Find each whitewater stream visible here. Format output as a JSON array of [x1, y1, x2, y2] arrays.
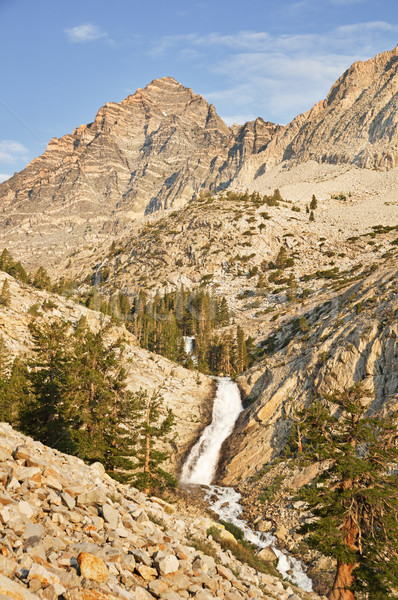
[[180, 376, 312, 592]]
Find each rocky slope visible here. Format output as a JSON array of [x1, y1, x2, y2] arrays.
[[0, 422, 323, 600], [0, 272, 215, 474], [219, 262, 398, 485]]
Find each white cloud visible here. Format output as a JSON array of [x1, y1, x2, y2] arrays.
[[330, 0, 366, 4], [221, 114, 257, 126], [65, 23, 108, 43], [149, 22, 398, 123], [0, 140, 29, 163], [0, 173, 11, 183]]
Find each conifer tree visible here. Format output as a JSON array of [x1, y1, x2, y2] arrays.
[[19, 320, 76, 450], [129, 389, 176, 494], [309, 210, 315, 222], [236, 325, 247, 373], [310, 194, 318, 210], [0, 279, 11, 307], [0, 334, 10, 421], [295, 384, 398, 600], [32, 266, 52, 290], [6, 358, 31, 426]]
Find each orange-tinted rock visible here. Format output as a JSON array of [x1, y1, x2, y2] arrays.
[[77, 552, 109, 583]]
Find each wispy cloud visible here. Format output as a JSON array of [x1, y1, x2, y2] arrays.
[[65, 23, 108, 43], [221, 113, 257, 126], [0, 140, 29, 163], [330, 0, 366, 4], [149, 22, 398, 123], [0, 173, 11, 183]]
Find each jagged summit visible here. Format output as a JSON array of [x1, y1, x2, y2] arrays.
[[243, 44, 398, 175]]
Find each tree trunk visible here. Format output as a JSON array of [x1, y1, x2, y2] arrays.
[[328, 562, 356, 600], [329, 514, 358, 600], [144, 395, 151, 494]]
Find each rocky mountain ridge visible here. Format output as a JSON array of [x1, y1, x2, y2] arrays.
[[0, 46, 397, 274]]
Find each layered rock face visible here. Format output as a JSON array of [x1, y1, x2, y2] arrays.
[[0, 78, 277, 268]]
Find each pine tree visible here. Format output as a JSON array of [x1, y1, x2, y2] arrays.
[[32, 266, 52, 290], [19, 320, 76, 451], [6, 358, 31, 426], [310, 194, 318, 210], [0, 334, 10, 421], [0, 279, 11, 307], [309, 210, 315, 222], [129, 389, 176, 494], [217, 297, 230, 327], [236, 325, 247, 373], [295, 384, 398, 600]]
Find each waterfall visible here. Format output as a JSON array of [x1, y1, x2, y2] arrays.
[[180, 377, 313, 592], [183, 335, 195, 356], [180, 377, 243, 485], [183, 335, 197, 366]]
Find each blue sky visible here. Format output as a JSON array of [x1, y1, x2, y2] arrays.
[[0, 0, 397, 181]]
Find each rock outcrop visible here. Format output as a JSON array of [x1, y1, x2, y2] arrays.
[[219, 264, 398, 484], [238, 44, 398, 179]]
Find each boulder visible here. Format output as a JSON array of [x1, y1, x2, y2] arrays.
[[77, 487, 107, 507], [155, 554, 179, 575], [77, 552, 109, 583], [102, 504, 119, 529], [257, 546, 277, 562]]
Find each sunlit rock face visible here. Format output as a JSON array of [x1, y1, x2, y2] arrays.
[[0, 77, 277, 268]]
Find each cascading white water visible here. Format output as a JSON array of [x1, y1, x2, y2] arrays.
[[183, 335, 197, 366], [183, 335, 195, 356], [180, 377, 243, 485], [181, 377, 313, 592]]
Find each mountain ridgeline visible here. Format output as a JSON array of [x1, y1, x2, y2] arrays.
[[0, 45, 397, 272]]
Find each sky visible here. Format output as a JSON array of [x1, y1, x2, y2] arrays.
[[0, 0, 397, 182]]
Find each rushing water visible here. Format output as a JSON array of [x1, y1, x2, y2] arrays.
[[180, 377, 313, 592], [180, 377, 243, 485], [183, 335, 195, 356], [183, 335, 197, 366]]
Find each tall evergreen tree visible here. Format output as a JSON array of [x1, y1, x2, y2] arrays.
[[295, 384, 398, 600], [0, 334, 10, 421], [0, 279, 11, 307], [19, 320, 76, 450], [129, 389, 176, 494]]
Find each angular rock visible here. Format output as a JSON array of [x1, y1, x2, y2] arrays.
[[257, 546, 277, 562], [77, 487, 107, 507], [0, 573, 38, 599], [135, 565, 158, 582], [156, 554, 179, 575], [77, 552, 109, 583], [28, 563, 61, 587], [102, 504, 119, 529]]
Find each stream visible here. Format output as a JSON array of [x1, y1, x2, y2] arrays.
[[180, 375, 312, 592]]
